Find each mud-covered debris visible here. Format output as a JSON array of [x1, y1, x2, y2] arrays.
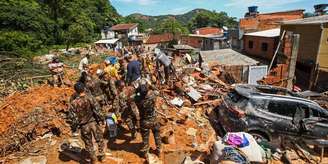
[[186, 87, 202, 102], [19, 155, 47, 164]]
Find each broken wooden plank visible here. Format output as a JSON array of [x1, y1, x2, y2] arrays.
[[28, 75, 52, 80], [208, 77, 228, 88], [293, 142, 318, 164], [194, 99, 221, 106]]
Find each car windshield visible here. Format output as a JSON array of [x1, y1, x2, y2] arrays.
[[308, 104, 328, 119], [226, 90, 248, 109], [227, 91, 244, 103]]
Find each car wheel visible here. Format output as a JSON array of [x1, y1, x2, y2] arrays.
[[249, 132, 269, 142]]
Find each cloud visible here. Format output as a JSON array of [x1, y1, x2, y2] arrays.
[[113, 0, 158, 6], [225, 0, 305, 7]]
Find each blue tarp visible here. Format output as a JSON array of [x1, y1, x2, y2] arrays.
[[105, 56, 118, 64]]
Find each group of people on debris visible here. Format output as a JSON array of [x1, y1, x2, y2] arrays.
[[49, 48, 177, 163]]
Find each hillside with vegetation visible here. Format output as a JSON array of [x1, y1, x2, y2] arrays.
[[0, 0, 121, 58], [125, 8, 238, 33]]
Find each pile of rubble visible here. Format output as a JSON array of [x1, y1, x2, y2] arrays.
[[0, 54, 229, 163], [2, 49, 328, 164], [0, 86, 73, 157]]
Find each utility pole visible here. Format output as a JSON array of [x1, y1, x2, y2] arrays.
[[287, 34, 300, 90], [268, 30, 286, 73]]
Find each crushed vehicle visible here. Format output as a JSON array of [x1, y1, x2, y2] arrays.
[[216, 84, 328, 146]]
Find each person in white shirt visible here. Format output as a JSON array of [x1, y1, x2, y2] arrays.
[[79, 54, 90, 72]]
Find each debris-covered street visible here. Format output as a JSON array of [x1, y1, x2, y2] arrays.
[[1, 1, 328, 164], [1, 45, 328, 163]]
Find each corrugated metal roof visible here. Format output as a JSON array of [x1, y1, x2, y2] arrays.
[[282, 15, 328, 25], [200, 49, 259, 66], [95, 39, 119, 44], [244, 28, 280, 37]]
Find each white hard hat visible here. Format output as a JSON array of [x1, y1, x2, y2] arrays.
[[104, 60, 110, 65]]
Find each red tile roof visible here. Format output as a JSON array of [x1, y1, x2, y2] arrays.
[[194, 27, 223, 35], [145, 33, 174, 44], [110, 23, 138, 31]]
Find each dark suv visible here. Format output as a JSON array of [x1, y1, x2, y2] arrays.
[[216, 84, 328, 145]]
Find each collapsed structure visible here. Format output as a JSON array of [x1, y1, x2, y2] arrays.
[[1, 3, 328, 164], [1, 42, 328, 163]]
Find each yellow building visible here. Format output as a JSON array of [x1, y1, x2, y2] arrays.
[[281, 15, 328, 91]]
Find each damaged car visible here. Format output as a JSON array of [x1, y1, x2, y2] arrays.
[[216, 84, 328, 145]]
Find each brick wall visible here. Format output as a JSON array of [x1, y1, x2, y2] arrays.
[[243, 35, 277, 60], [180, 36, 203, 49], [240, 10, 304, 32]]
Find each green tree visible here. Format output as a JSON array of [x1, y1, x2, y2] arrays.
[[64, 13, 96, 50], [0, 0, 54, 57], [0, 0, 121, 58], [0, 31, 42, 58], [154, 19, 188, 35], [188, 10, 237, 30]]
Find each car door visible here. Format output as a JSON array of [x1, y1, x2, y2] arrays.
[[300, 104, 328, 140], [255, 98, 299, 136]]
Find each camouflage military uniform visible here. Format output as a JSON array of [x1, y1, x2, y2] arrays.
[[99, 75, 116, 101], [68, 93, 105, 162], [109, 79, 119, 107], [97, 75, 118, 113], [118, 87, 138, 138], [85, 78, 107, 107], [135, 90, 161, 155]]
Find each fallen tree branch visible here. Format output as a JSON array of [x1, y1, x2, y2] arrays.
[[194, 99, 221, 106]]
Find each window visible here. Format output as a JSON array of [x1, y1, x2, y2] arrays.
[[268, 100, 297, 117], [227, 91, 245, 103], [226, 91, 249, 110], [308, 106, 328, 119], [261, 42, 268, 52], [251, 98, 267, 109], [248, 41, 253, 49]]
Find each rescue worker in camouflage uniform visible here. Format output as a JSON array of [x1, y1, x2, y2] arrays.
[[75, 71, 107, 112], [116, 80, 139, 139], [105, 74, 119, 113], [95, 69, 119, 114], [99, 72, 116, 101], [84, 70, 107, 108], [68, 82, 105, 163], [70, 71, 90, 102], [134, 84, 162, 157]]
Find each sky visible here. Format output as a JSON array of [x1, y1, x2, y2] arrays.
[[111, 0, 327, 18]]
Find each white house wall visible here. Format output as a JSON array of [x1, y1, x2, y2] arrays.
[[128, 27, 139, 37]]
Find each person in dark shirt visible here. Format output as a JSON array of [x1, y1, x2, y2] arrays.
[[127, 55, 141, 87]]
